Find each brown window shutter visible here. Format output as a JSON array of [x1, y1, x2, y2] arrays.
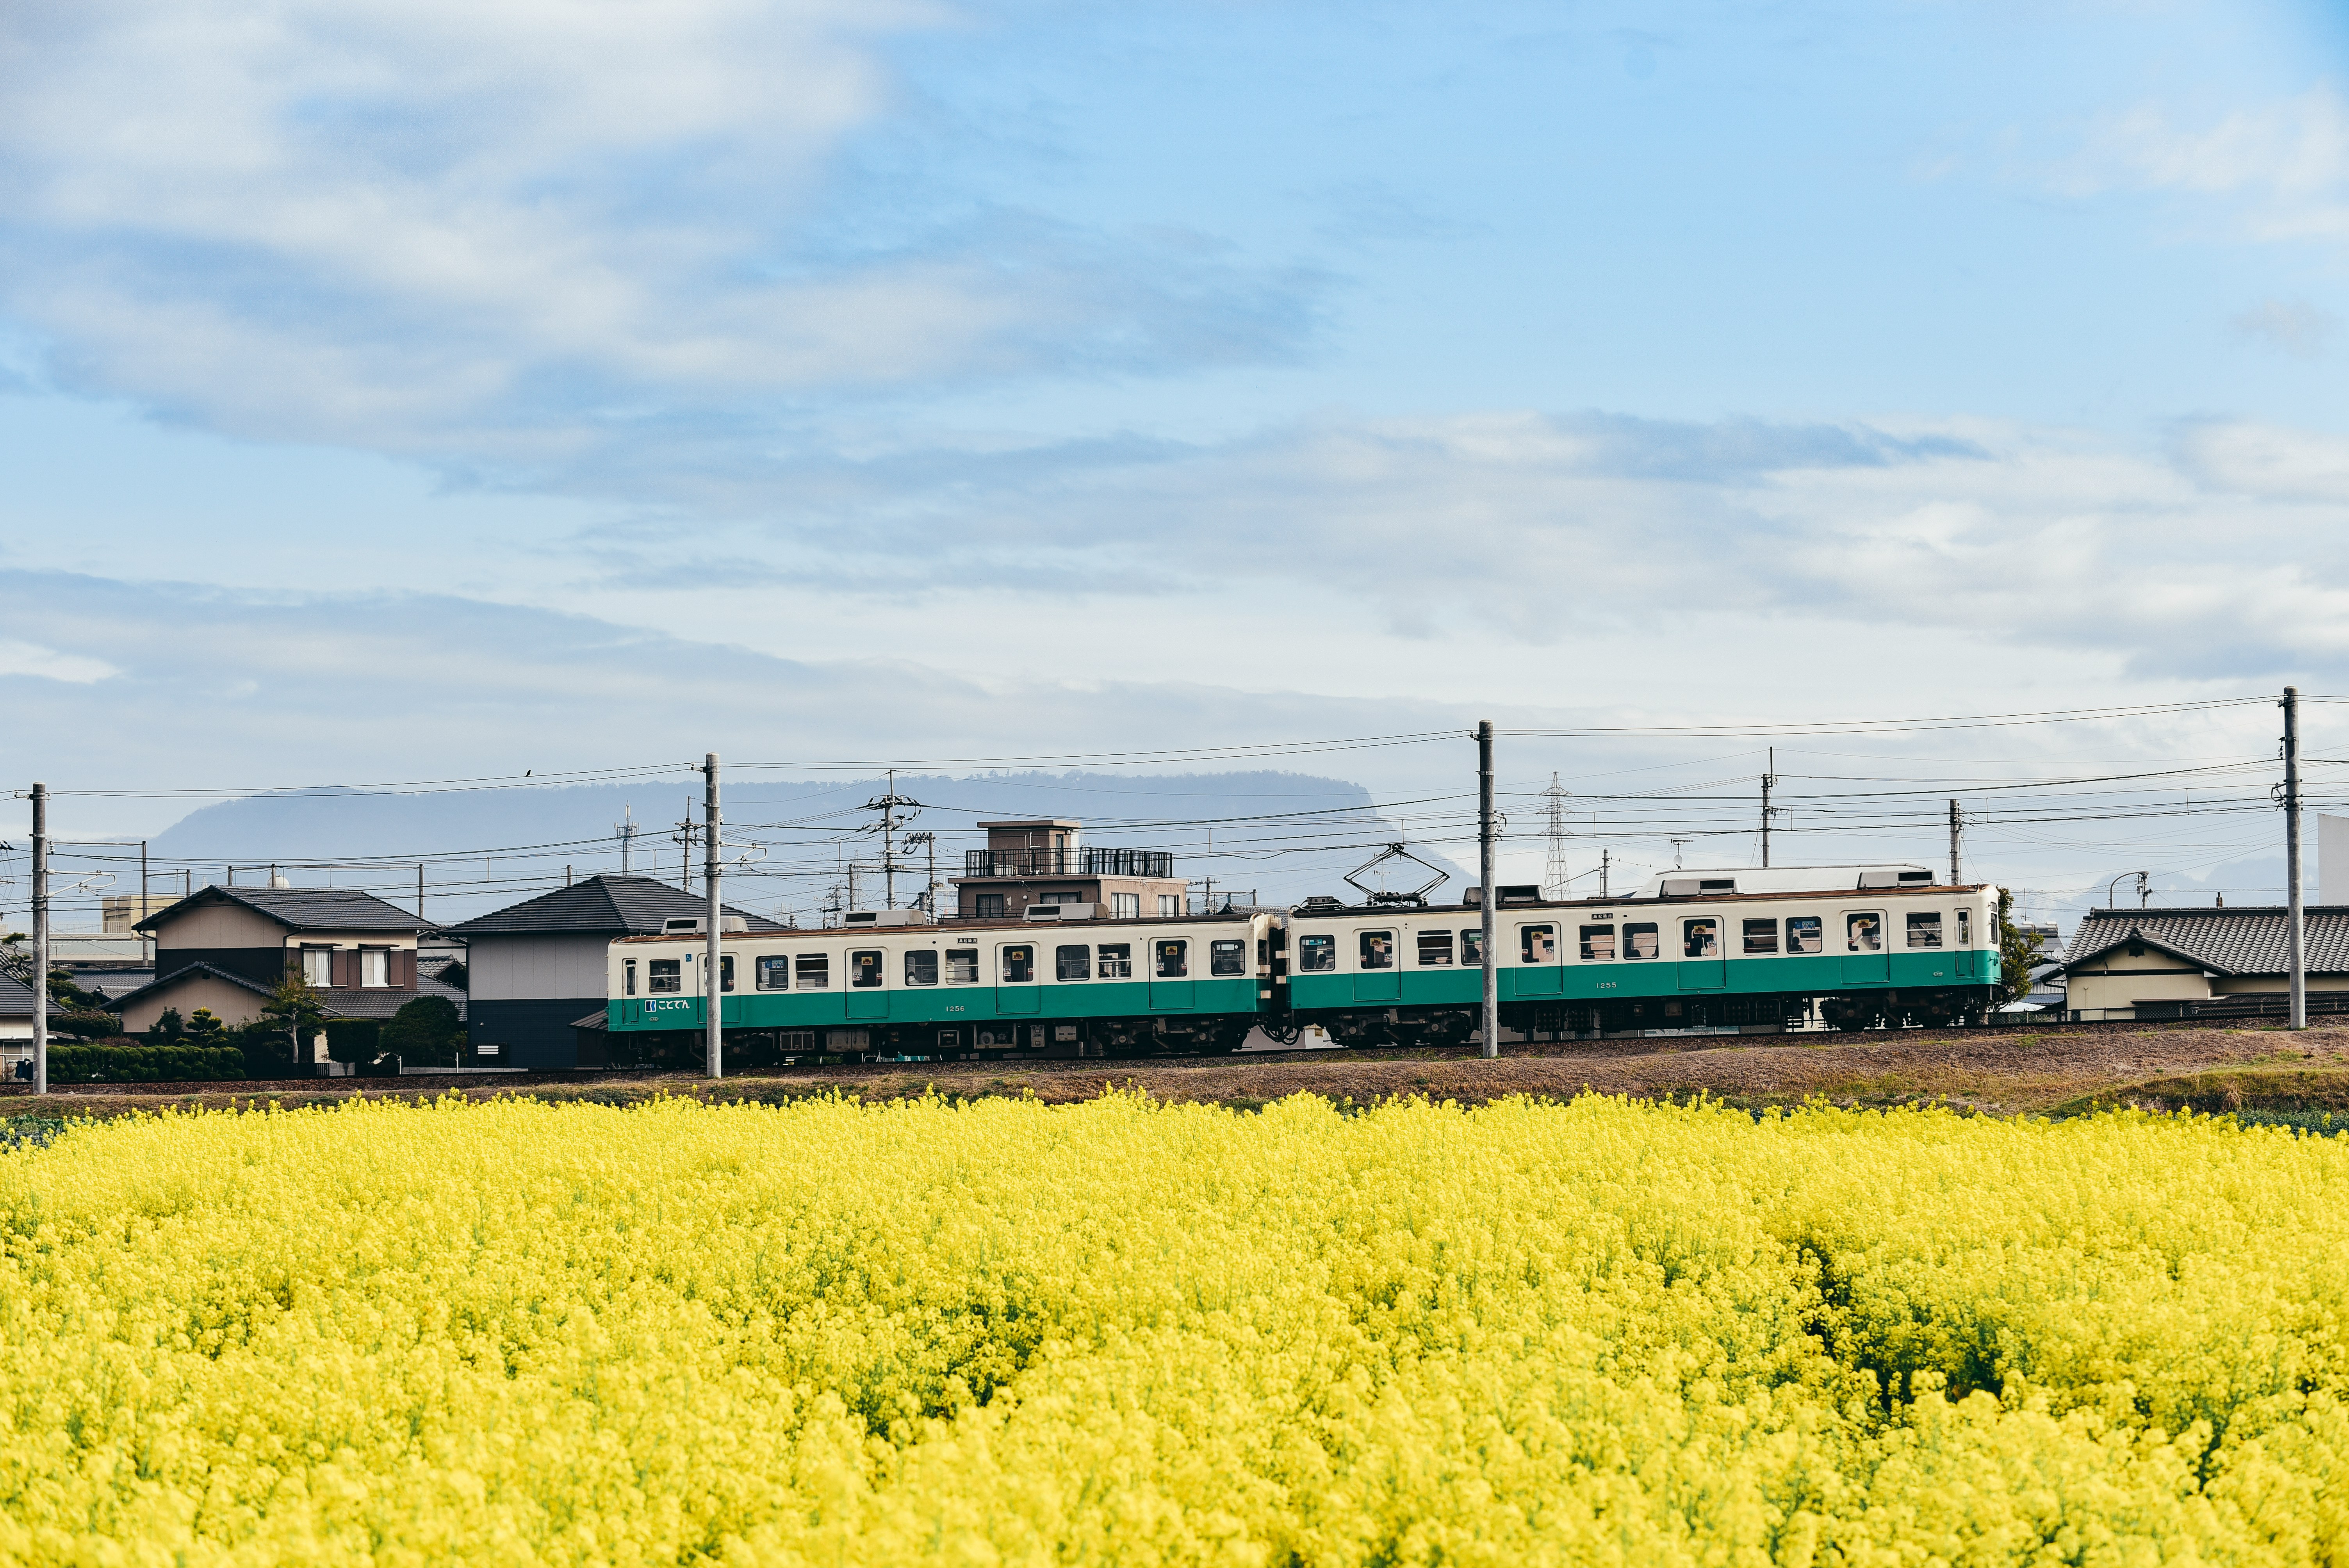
[[331, 948, 352, 988], [398, 949, 417, 989]]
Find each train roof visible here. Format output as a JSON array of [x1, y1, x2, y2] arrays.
[[613, 908, 1264, 943], [1285, 882, 1994, 918]]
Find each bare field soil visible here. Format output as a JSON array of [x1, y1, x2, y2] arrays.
[[7, 1021, 2349, 1123]]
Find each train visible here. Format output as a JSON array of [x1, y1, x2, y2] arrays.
[[602, 864, 2005, 1061]]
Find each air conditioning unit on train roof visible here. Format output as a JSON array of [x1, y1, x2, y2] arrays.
[[1023, 903, 1101, 921], [841, 908, 935, 926], [662, 916, 748, 934]]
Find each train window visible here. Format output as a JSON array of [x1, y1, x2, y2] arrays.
[[1418, 930, 1454, 966], [1460, 929, 1483, 966], [1211, 939, 1247, 976], [1001, 945, 1035, 984], [1786, 918, 1822, 955], [1956, 909, 1973, 947], [1906, 911, 1943, 948], [1846, 913, 1884, 952], [1156, 940, 1189, 978], [624, 958, 638, 996], [1681, 919, 1719, 959], [796, 953, 830, 989], [905, 950, 940, 986], [1056, 944, 1091, 981], [1520, 924, 1557, 964], [1624, 923, 1659, 960], [1299, 935, 1337, 972], [755, 955, 789, 991], [1097, 943, 1132, 978], [1741, 919, 1778, 955], [1579, 925, 1615, 960], [1359, 931, 1396, 969], [946, 949, 980, 985], [649, 958, 681, 992], [850, 949, 885, 987], [720, 955, 736, 992]]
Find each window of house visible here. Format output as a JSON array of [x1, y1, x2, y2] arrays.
[[1742, 919, 1778, 955], [905, 951, 940, 986], [1002, 945, 1035, 983], [1461, 929, 1483, 966], [1359, 931, 1396, 970], [1579, 925, 1616, 960], [757, 955, 790, 991], [1682, 919, 1720, 959], [1211, 939, 1246, 976], [301, 947, 333, 986], [946, 949, 980, 985], [1624, 923, 1659, 960], [1155, 940, 1189, 978], [1097, 943, 1132, 978], [795, 953, 830, 989], [974, 894, 1006, 919], [1787, 917, 1823, 954], [1299, 934, 1336, 972], [359, 948, 389, 987], [1520, 924, 1557, 964], [850, 949, 884, 987], [1057, 944, 1091, 981], [720, 954, 736, 992], [649, 959, 682, 993], [624, 958, 638, 996], [1039, 891, 1078, 906], [1157, 894, 1181, 917], [1847, 913, 1884, 952], [1112, 893, 1139, 919], [1418, 930, 1454, 966], [1906, 911, 1943, 948], [1956, 909, 1973, 947]]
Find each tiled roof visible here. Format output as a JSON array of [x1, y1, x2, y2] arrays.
[[2060, 907, 2349, 977], [0, 973, 35, 1018], [102, 963, 467, 1021], [442, 875, 784, 939], [135, 886, 429, 935]]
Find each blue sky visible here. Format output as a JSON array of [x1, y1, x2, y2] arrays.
[[4, 0, 2348, 903]]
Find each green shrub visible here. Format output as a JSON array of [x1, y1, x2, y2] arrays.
[[46, 1043, 244, 1083], [381, 996, 464, 1067]]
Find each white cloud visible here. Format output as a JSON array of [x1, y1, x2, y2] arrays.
[[2231, 296, 2339, 357], [2062, 84, 2349, 243], [0, 637, 116, 683]]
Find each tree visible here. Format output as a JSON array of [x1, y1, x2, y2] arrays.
[[258, 973, 329, 1066], [1997, 889, 2042, 1005], [185, 1008, 224, 1041], [381, 995, 465, 1067], [153, 1006, 185, 1039]]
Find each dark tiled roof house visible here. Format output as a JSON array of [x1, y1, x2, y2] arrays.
[[2056, 906, 2349, 1020]]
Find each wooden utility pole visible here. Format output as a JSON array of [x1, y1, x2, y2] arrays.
[[1477, 722, 1498, 1060]]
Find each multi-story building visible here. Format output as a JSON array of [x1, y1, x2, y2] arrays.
[[948, 818, 1188, 921]]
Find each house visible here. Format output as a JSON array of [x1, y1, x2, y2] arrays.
[[2056, 906, 2349, 1021], [0, 973, 34, 1078], [107, 886, 443, 1056], [441, 875, 785, 1071], [950, 819, 1190, 921]]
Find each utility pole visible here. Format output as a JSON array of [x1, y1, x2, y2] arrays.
[[1543, 773, 1569, 899], [139, 839, 148, 926], [2285, 686, 2306, 1030], [705, 752, 723, 1078], [863, 771, 921, 909], [616, 804, 637, 875], [30, 783, 47, 1096], [1477, 721, 1498, 1060], [1761, 748, 1776, 868], [1948, 800, 1962, 885], [904, 831, 937, 912], [417, 864, 425, 921]]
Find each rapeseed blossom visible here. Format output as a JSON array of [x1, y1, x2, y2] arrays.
[[0, 1091, 2341, 1564]]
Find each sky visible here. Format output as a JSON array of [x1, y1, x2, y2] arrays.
[[5, 0, 2349, 916]]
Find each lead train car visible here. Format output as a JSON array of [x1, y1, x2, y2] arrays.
[[1281, 881, 2005, 1044], [605, 909, 1277, 1062]]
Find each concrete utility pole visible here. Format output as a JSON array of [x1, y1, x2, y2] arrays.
[[2284, 687, 2306, 1030], [1948, 800, 1962, 885], [705, 752, 724, 1078], [1477, 721, 1499, 1060], [30, 783, 47, 1096], [1761, 748, 1776, 869]]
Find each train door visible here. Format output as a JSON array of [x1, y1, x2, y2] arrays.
[[847, 947, 889, 1020], [1675, 916, 1725, 991], [1150, 937, 1195, 1010], [997, 943, 1041, 1014], [1354, 928, 1400, 1003], [1515, 922, 1563, 996], [1840, 911, 1889, 984]]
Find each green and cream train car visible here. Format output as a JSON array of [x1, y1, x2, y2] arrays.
[[1282, 870, 2004, 1044], [606, 909, 1277, 1060]]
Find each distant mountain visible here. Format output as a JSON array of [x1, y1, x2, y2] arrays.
[[148, 770, 1470, 927]]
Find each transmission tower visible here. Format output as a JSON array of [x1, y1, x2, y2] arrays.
[[1543, 773, 1570, 899]]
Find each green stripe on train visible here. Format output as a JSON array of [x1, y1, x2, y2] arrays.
[[611, 976, 1264, 1032], [1288, 950, 1995, 1010]]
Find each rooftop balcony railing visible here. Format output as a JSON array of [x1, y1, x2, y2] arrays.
[[962, 848, 1175, 879]]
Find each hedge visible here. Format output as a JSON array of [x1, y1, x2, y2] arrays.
[[45, 1044, 246, 1083]]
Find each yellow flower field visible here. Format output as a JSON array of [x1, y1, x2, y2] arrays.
[[0, 1092, 2343, 1566]]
